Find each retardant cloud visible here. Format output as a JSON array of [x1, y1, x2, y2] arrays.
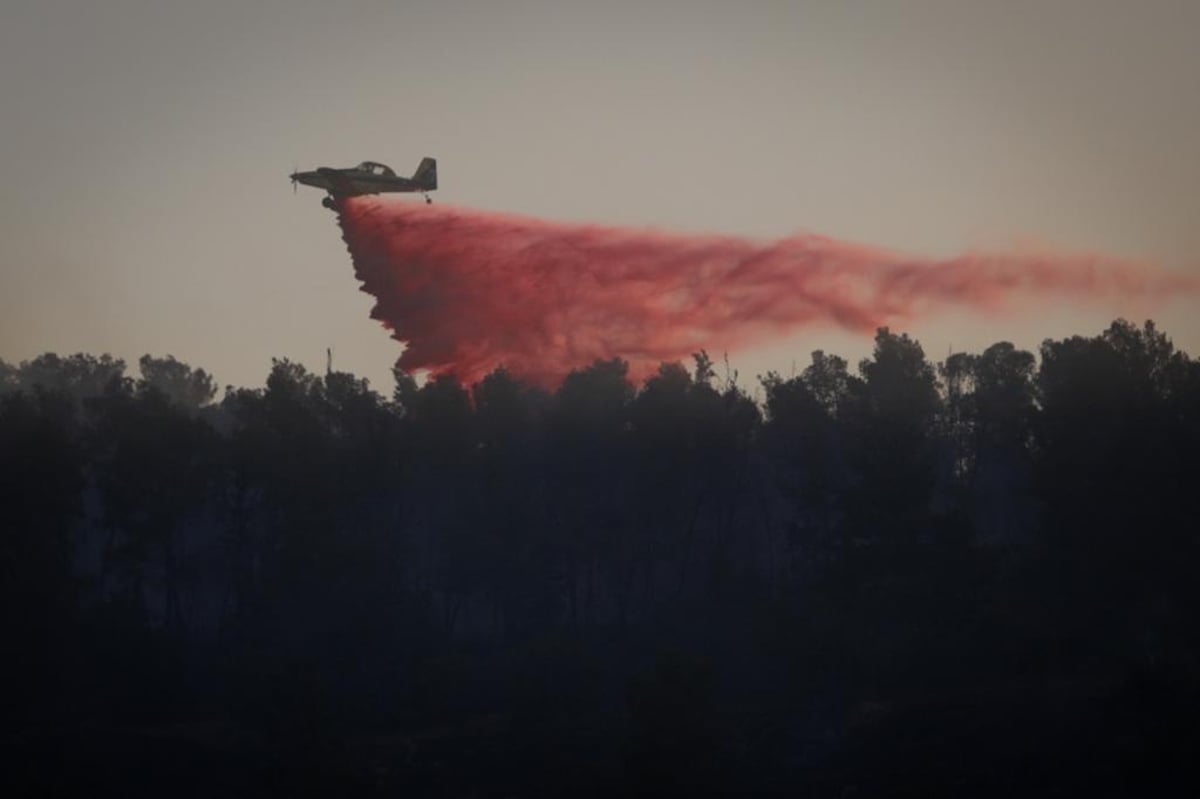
[[337, 199, 1193, 387]]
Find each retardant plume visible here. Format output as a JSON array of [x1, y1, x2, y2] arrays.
[[336, 198, 1194, 387]]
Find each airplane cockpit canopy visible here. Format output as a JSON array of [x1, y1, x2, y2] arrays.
[[357, 161, 395, 176]]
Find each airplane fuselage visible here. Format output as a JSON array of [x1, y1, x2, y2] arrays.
[[291, 168, 426, 196], [289, 158, 437, 200]]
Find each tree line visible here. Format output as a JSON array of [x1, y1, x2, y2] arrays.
[[2, 319, 1198, 796]]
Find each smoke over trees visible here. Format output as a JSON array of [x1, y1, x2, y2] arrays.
[[2, 319, 1198, 796]]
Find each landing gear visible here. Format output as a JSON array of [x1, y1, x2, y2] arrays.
[[321, 196, 336, 210], [424, 194, 432, 205]]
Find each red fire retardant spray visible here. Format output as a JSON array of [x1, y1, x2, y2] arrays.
[[337, 198, 1193, 388]]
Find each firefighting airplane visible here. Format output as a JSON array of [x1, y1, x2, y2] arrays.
[[289, 157, 437, 208]]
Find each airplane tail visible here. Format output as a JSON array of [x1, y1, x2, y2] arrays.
[[412, 157, 437, 190]]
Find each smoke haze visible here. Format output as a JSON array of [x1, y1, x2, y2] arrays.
[[338, 198, 1193, 387]]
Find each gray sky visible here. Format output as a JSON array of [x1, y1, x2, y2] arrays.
[[3, 0, 1198, 393]]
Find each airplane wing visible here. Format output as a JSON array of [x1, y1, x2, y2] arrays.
[[317, 167, 360, 195]]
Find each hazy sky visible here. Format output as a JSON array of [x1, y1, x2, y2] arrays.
[[3, 0, 1198, 394]]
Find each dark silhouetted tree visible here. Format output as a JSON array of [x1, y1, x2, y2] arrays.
[[137, 354, 217, 412], [0, 388, 84, 724], [13, 352, 128, 407]]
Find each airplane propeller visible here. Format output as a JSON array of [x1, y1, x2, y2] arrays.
[[292, 164, 298, 194]]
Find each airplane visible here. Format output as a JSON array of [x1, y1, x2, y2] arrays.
[[289, 157, 437, 208]]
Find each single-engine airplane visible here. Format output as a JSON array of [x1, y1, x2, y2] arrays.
[[290, 157, 437, 208]]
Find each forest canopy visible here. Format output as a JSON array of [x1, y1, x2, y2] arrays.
[[2, 319, 1198, 796]]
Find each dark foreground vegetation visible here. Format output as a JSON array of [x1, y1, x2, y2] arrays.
[[3, 319, 1198, 796]]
